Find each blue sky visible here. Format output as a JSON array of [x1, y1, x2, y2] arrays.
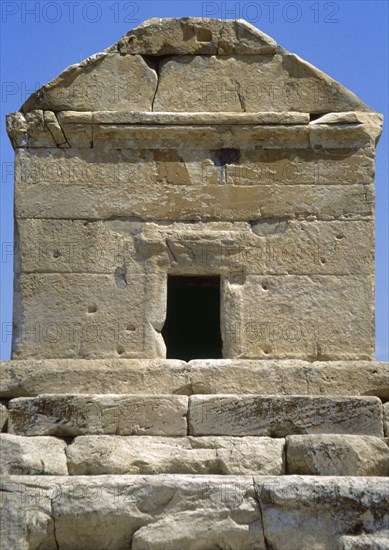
[[1, 0, 388, 360]]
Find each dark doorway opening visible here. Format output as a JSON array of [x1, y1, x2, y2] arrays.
[[162, 275, 223, 361]]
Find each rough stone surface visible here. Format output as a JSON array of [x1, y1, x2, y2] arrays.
[[117, 18, 278, 56], [0, 434, 68, 475], [66, 435, 284, 475], [286, 434, 389, 476], [153, 54, 371, 114], [22, 54, 158, 112], [14, 146, 375, 221], [12, 272, 166, 359], [255, 477, 389, 550], [1, 360, 388, 399], [0, 475, 265, 550], [0, 402, 8, 430], [8, 395, 188, 436], [1, 475, 387, 550], [188, 395, 384, 437]]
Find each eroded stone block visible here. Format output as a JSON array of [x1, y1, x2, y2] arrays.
[[8, 395, 188, 436], [153, 54, 370, 113], [188, 395, 383, 436], [0, 434, 68, 475], [66, 435, 285, 475], [256, 477, 389, 550], [286, 434, 389, 476], [22, 54, 158, 112], [12, 273, 163, 359], [0, 475, 264, 550]]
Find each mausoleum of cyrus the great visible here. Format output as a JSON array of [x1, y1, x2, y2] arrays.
[[1, 17, 388, 549]]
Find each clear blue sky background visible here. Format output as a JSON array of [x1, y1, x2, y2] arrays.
[[1, 0, 388, 360]]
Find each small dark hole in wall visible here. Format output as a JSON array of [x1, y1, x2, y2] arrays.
[[309, 113, 325, 121], [211, 148, 241, 167], [196, 28, 212, 42], [87, 305, 97, 314], [162, 275, 223, 361]]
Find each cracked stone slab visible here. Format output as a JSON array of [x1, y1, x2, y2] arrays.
[[1, 360, 388, 399], [255, 477, 389, 550], [153, 54, 371, 114], [286, 434, 389, 476], [188, 395, 384, 437], [21, 53, 157, 113], [8, 395, 188, 437], [0, 475, 264, 550], [66, 435, 285, 475], [0, 434, 68, 475]]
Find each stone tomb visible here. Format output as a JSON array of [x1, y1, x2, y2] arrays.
[[2, 18, 388, 549]]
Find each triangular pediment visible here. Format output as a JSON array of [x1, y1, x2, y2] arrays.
[[21, 18, 373, 114]]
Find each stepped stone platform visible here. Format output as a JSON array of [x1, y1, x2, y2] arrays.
[[1, 359, 388, 548]]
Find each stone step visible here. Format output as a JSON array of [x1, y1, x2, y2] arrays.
[[1, 359, 388, 399], [1, 475, 388, 549], [189, 395, 384, 437], [7, 394, 384, 437], [2, 433, 388, 477]]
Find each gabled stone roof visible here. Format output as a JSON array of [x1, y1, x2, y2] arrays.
[[20, 18, 373, 114]]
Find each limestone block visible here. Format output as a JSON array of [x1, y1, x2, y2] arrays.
[[153, 54, 370, 113], [22, 53, 157, 112], [8, 395, 188, 436], [12, 272, 166, 359], [1, 359, 388, 399], [256, 477, 389, 550], [286, 434, 389, 476], [0, 434, 68, 475], [232, 274, 374, 360], [15, 218, 140, 274], [188, 395, 383, 437], [43, 111, 69, 147], [6, 112, 28, 147], [0, 359, 188, 398], [117, 18, 277, 56], [0, 475, 263, 550], [91, 110, 310, 125], [187, 360, 389, 399], [384, 402, 389, 437], [15, 219, 372, 280], [15, 147, 374, 221], [66, 435, 285, 475], [0, 402, 8, 430], [92, 123, 312, 149], [56, 110, 93, 147]]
